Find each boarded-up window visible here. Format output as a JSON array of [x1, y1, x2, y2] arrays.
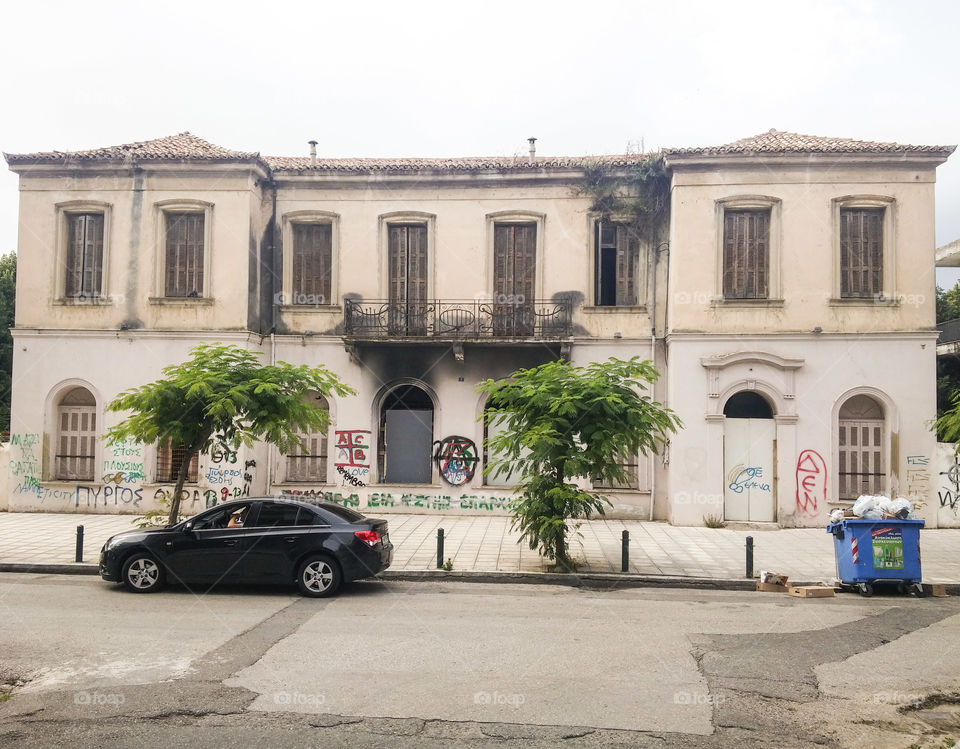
[[592, 452, 641, 490], [292, 223, 332, 304], [493, 223, 536, 335], [65, 214, 104, 299], [165, 213, 205, 297], [286, 395, 329, 482], [840, 208, 883, 298], [388, 224, 428, 335], [156, 440, 199, 483], [596, 222, 641, 306], [723, 210, 769, 299], [55, 388, 97, 481]]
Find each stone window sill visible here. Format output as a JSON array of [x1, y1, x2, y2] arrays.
[[148, 297, 215, 306]]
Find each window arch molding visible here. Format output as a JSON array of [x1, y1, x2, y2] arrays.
[[281, 210, 340, 308], [371, 379, 438, 485], [713, 194, 782, 303], [44, 379, 102, 482], [54, 200, 113, 304]]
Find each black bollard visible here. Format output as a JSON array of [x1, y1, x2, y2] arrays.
[[76, 525, 84, 563], [745, 535, 754, 579], [621, 530, 630, 573], [437, 528, 444, 569]]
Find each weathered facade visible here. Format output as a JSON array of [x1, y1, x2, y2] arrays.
[[4, 129, 955, 527]]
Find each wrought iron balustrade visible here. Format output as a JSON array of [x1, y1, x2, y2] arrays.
[[344, 299, 572, 340]]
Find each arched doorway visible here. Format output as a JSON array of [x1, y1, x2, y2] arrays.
[[723, 391, 776, 522], [838, 394, 885, 500], [379, 384, 434, 484]]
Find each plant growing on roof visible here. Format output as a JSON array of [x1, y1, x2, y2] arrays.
[[478, 356, 680, 571], [578, 153, 671, 242], [106, 343, 355, 526]]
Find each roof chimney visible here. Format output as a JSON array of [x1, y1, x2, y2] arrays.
[[308, 140, 318, 165], [528, 137, 537, 164]]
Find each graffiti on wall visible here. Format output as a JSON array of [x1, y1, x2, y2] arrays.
[[433, 436, 479, 486], [334, 430, 370, 486], [278, 489, 361, 508], [905, 455, 930, 503], [102, 437, 144, 484], [10, 433, 42, 490], [795, 449, 827, 515], [726, 465, 771, 494], [939, 453, 960, 512], [369, 492, 515, 512]]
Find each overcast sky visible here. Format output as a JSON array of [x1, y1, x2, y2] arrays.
[[2, 0, 959, 283]]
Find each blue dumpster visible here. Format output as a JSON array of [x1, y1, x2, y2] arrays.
[[826, 518, 924, 596]]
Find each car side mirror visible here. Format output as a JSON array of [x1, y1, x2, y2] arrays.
[[183, 521, 194, 532]]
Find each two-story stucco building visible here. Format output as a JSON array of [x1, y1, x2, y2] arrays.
[[3, 129, 954, 527]]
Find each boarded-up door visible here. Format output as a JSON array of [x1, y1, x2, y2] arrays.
[[723, 419, 776, 522], [384, 409, 433, 484], [388, 225, 428, 335], [493, 223, 536, 336]]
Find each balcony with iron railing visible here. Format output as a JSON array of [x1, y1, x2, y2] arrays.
[[343, 299, 573, 340]]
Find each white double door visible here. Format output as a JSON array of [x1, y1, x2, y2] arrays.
[[723, 418, 776, 522]]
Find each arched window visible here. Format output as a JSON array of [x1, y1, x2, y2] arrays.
[[838, 394, 885, 500], [723, 391, 774, 419], [285, 392, 329, 483], [55, 387, 97, 480], [379, 385, 433, 484]]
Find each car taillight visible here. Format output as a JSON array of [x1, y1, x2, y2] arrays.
[[354, 530, 381, 547]]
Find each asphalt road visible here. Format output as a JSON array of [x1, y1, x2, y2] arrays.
[[1, 573, 960, 747]]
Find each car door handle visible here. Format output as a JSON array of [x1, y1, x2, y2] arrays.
[[224, 540, 239, 547], [284, 537, 297, 544]]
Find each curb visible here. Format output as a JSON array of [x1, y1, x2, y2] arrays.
[[2, 563, 957, 595]]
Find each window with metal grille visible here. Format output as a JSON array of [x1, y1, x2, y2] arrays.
[[840, 208, 883, 298], [165, 212, 205, 297], [595, 221, 641, 306], [292, 223, 332, 304], [592, 453, 640, 490], [55, 406, 96, 481], [156, 441, 199, 483], [65, 214, 104, 299], [723, 210, 769, 299], [285, 395, 329, 482]]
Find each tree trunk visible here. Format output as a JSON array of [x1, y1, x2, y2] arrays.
[[166, 430, 212, 526]]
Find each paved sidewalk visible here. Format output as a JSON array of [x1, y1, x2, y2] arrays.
[[1, 510, 958, 584]]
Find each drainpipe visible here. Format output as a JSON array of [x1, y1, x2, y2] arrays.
[[650, 240, 670, 521], [266, 177, 279, 494]]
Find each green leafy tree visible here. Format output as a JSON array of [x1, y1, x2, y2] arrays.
[[0, 252, 16, 436], [936, 281, 960, 434], [478, 356, 680, 570], [106, 343, 355, 525]]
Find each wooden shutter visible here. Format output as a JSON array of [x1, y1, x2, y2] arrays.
[[65, 214, 104, 298], [840, 208, 883, 298], [723, 211, 769, 299], [493, 223, 536, 335], [615, 225, 639, 306], [387, 225, 427, 334], [56, 406, 96, 480], [165, 213, 204, 297], [293, 224, 332, 303]]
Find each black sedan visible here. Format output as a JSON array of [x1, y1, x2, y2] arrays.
[[99, 498, 393, 597]]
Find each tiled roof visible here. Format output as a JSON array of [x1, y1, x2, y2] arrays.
[[264, 153, 649, 172], [4, 132, 261, 164], [665, 129, 956, 156]]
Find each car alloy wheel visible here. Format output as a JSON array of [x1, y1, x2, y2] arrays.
[[297, 556, 341, 597], [122, 554, 164, 593]]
